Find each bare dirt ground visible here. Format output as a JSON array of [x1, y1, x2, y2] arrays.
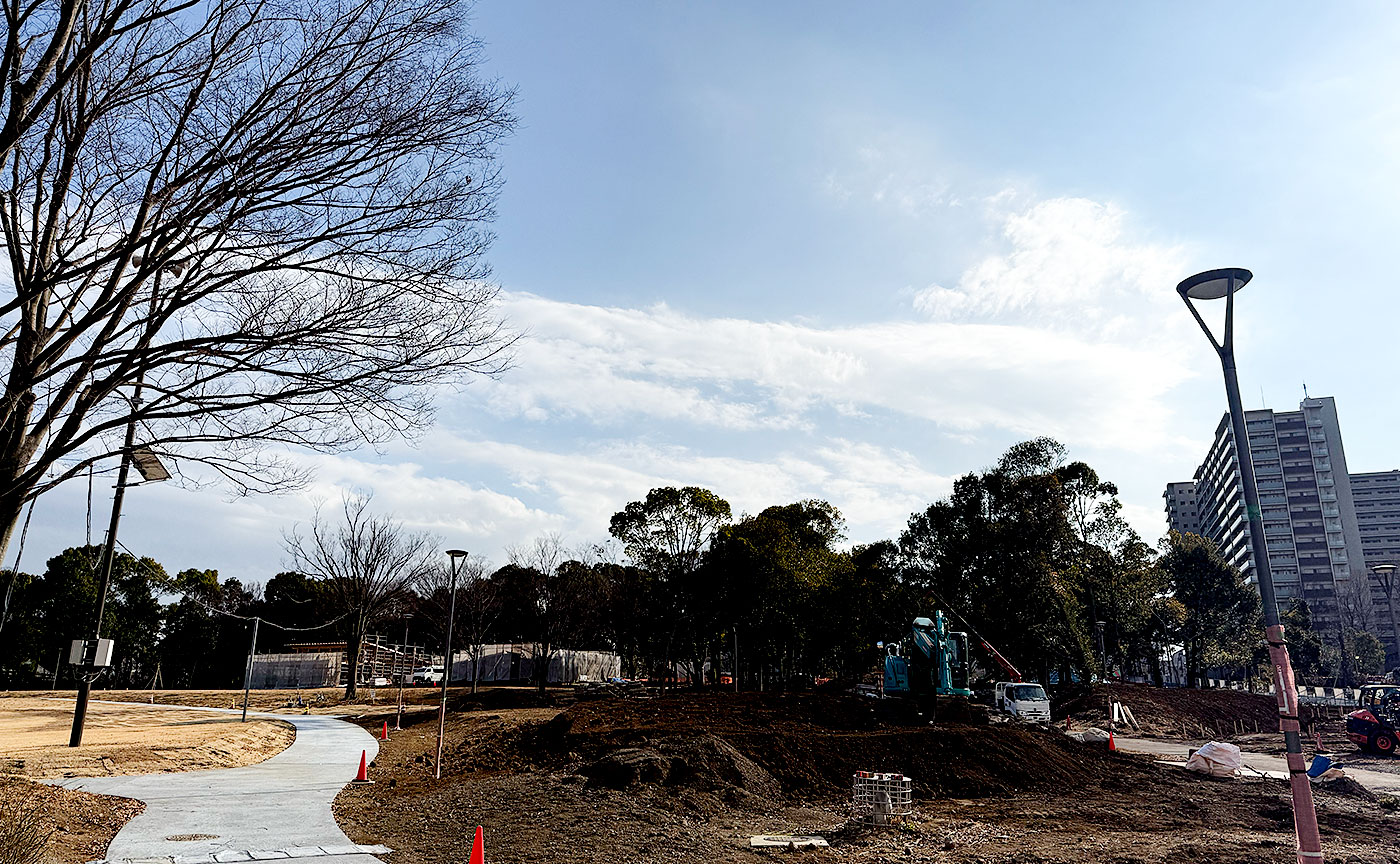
[[0, 777, 143, 864], [0, 696, 295, 780], [334, 689, 1400, 864], [1057, 682, 1400, 777]]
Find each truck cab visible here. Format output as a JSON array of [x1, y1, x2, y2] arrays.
[[995, 681, 1051, 723]]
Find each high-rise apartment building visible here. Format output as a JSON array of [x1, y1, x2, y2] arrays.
[[1166, 397, 1369, 636], [1163, 481, 1201, 536], [1347, 470, 1400, 663]]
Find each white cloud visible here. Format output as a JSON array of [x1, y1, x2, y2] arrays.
[[482, 292, 1193, 453], [16, 192, 1205, 582], [913, 196, 1189, 336]]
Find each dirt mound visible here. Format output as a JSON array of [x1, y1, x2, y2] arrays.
[[531, 692, 1123, 802], [581, 734, 781, 800], [0, 777, 144, 864], [1314, 775, 1376, 801], [451, 687, 556, 711], [1055, 683, 1311, 739]]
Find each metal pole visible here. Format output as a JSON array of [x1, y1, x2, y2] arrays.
[[396, 617, 409, 730], [1182, 272, 1323, 864], [733, 626, 739, 694], [241, 617, 260, 722], [435, 558, 460, 780], [69, 409, 139, 748]]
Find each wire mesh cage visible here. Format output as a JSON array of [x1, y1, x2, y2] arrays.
[[852, 771, 913, 827]]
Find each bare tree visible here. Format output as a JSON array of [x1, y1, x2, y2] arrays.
[[0, 0, 516, 565], [507, 533, 566, 691], [285, 492, 437, 698], [1, 1, 199, 163]]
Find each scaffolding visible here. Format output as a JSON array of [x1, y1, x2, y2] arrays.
[[281, 635, 434, 687], [345, 634, 432, 686]]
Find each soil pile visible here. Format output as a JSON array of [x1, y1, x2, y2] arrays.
[[337, 689, 1400, 864], [525, 692, 1118, 801], [1055, 683, 1312, 739]]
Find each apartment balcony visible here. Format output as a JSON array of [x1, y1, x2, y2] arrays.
[[1328, 534, 1347, 547], [1317, 473, 1335, 487], [1309, 429, 1326, 441], [1322, 505, 1340, 517], [1320, 490, 1338, 502], [1314, 460, 1332, 472], [1312, 446, 1330, 457]]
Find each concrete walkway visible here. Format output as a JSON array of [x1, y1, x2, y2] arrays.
[[48, 702, 388, 864], [1115, 735, 1400, 793]]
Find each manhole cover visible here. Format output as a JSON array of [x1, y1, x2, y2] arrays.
[[165, 834, 218, 841]]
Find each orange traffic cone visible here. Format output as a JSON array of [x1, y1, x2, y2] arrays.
[[1108, 730, 1117, 752], [469, 826, 484, 864], [352, 750, 373, 784], [380, 721, 389, 741]]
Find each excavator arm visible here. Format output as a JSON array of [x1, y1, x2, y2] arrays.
[[980, 639, 1022, 683]]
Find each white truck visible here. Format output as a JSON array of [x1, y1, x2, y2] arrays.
[[411, 665, 445, 686], [995, 681, 1051, 724]]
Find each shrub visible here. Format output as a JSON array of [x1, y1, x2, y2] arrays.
[[0, 783, 53, 864]]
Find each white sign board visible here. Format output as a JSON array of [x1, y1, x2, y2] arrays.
[[69, 638, 115, 668]]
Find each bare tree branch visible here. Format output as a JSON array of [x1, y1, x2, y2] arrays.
[[284, 490, 438, 698], [0, 0, 516, 563]]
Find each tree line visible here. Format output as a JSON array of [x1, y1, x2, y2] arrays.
[[3, 437, 1386, 694]]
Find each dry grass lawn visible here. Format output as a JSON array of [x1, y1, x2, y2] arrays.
[[0, 696, 294, 779]]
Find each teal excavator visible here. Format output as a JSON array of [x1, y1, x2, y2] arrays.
[[881, 611, 973, 699]]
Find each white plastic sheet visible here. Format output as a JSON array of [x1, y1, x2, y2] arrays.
[[1185, 741, 1242, 777]]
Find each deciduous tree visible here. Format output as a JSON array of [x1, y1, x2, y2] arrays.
[[285, 493, 437, 698], [0, 0, 516, 567]]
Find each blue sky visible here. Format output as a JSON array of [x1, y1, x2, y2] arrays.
[[18, 2, 1400, 584]]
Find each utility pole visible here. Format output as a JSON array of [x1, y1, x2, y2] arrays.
[[69, 410, 139, 748], [436, 550, 467, 780], [733, 625, 739, 694], [396, 615, 410, 731], [241, 617, 261, 722]]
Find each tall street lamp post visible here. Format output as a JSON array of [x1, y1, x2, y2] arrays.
[[435, 549, 467, 780], [1372, 563, 1400, 674], [1177, 268, 1322, 864]]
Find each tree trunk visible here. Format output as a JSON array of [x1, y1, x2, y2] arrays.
[[344, 627, 362, 700], [0, 488, 27, 580]]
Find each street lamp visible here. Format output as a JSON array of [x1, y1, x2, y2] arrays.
[[1177, 267, 1323, 863], [1372, 563, 1399, 676], [435, 549, 468, 780], [69, 418, 169, 746]]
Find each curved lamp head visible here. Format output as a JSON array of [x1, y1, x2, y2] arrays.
[[1177, 267, 1253, 300], [446, 549, 468, 561], [1373, 563, 1398, 575]]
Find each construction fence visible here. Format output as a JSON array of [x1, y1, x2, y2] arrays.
[[248, 641, 620, 689], [451, 645, 621, 684], [1201, 677, 1370, 707]]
